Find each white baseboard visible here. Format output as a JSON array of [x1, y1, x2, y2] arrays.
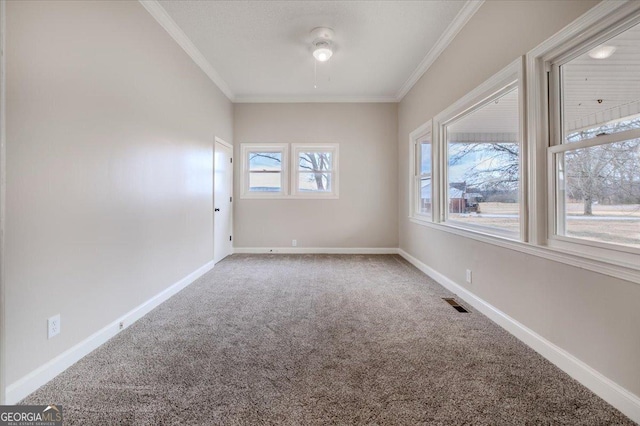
[[233, 247, 400, 255], [397, 249, 640, 424], [5, 260, 215, 405]]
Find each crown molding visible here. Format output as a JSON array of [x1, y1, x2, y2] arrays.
[[139, 0, 235, 101], [233, 95, 398, 104], [139, 0, 482, 104], [395, 0, 484, 101]]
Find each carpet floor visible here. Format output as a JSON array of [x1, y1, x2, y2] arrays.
[[22, 254, 633, 425]]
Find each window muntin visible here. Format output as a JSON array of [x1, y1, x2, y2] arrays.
[[445, 85, 521, 238], [565, 118, 640, 143], [551, 21, 640, 251], [291, 144, 338, 197], [248, 151, 283, 192], [240, 144, 288, 198]]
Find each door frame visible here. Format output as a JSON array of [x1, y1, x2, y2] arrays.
[[213, 136, 233, 263]]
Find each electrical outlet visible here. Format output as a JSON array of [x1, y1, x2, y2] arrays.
[[465, 269, 472, 284], [292, 239, 297, 247], [48, 314, 61, 339]]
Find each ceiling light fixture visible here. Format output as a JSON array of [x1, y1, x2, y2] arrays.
[[313, 41, 333, 62], [309, 27, 335, 89], [310, 27, 335, 63], [588, 45, 616, 59]]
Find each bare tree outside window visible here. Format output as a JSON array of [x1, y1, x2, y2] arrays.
[[448, 142, 519, 196], [555, 121, 640, 247], [445, 86, 521, 236], [298, 152, 332, 192], [564, 119, 640, 216]]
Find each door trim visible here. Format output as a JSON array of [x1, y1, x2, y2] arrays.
[[215, 136, 232, 150]]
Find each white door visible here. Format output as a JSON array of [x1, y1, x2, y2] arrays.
[[214, 138, 233, 263]]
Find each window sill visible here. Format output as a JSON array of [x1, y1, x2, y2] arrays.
[[408, 216, 640, 285], [241, 193, 289, 200], [289, 193, 339, 199], [241, 194, 339, 200], [445, 219, 520, 241]]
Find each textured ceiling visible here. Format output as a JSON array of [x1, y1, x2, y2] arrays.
[[156, 0, 469, 101]]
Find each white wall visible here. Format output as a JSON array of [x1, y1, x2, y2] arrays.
[[5, 1, 232, 385], [234, 103, 397, 249], [398, 0, 640, 401]]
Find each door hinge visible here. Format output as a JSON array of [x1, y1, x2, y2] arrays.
[[230, 196, 232, 202], [230, 158, 233, 163], [229, 235, 232, 241]]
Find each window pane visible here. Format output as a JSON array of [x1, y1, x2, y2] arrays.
[[298, 172, 331, 192], [556, 139, 640, 248], [419, 176, 432, 216], [446, 87, 520, 236], [298, 152, 332, 171], [562, 22, 640, 143], [420, 141, 431, 175], [249, 171, 281, 192], [249, 152, 282, 171]]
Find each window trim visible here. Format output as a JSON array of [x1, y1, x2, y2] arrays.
[[409, 120, 433, 223], [525, 0, 640, 283], [240, 143, 289, 199], [433, 57, 527, 241], [290, 143, 339, 199], [544, 9, 640, 265], [240, 143, 340, 199]]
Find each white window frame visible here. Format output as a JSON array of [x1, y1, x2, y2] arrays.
[[544, 6, 640, 267], [433, 58, 527, 241], [290, 143, 339, 198], [406, 2, 640, 284], [240, 143, 289, 199], [409, 120, 435, 223], [527, 0, 640, 281]]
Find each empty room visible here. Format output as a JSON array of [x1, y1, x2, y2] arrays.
[[1, 0, 639, 424]]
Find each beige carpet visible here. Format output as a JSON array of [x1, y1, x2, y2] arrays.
[[23, 254, 633, 425]]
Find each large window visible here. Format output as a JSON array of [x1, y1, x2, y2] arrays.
[[549, 19, 640, 253], [426, 59, 524, 240], [291, 144, 339, 198], [446, 85, 521, 238], [410, 60, 524, 239], [240, 143, 339, 199]]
